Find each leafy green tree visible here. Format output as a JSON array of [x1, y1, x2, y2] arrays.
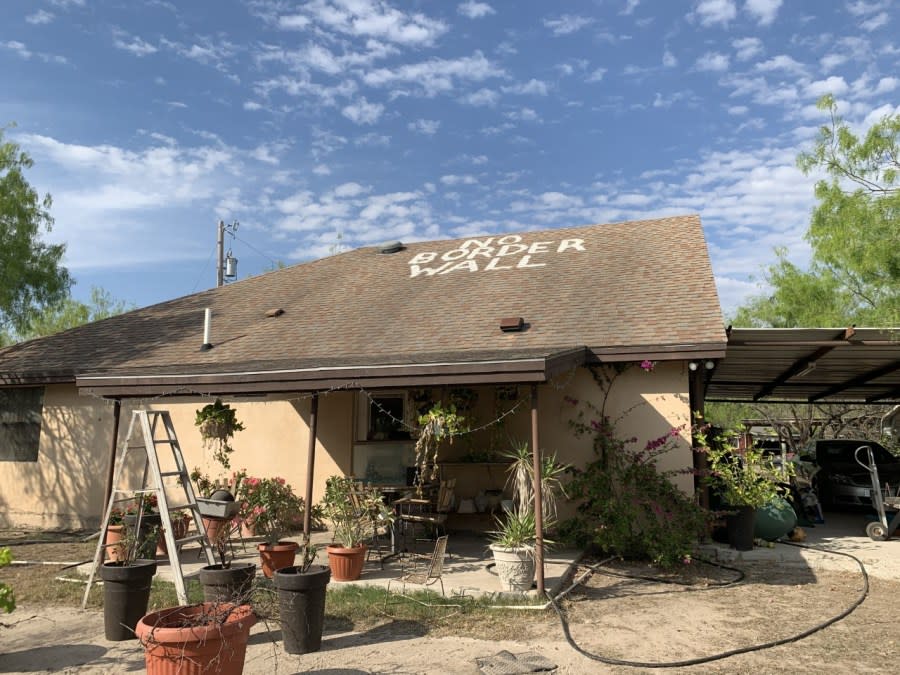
[[734, 95, 899, 327], [0, 126, 72, 335], [13, 287, 132, 342]]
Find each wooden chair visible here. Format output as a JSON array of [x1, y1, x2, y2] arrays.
[[387, 535, 449, 596]]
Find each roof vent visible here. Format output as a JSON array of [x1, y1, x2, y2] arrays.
[[379, 241, 405, 254], [500, 317, 525, 333], [265, 308, 284, 318]]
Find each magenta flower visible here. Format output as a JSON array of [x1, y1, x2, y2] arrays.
[[640, 359, 655, 371]]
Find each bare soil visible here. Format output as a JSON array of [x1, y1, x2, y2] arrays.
[[1, 533, 897, 673]]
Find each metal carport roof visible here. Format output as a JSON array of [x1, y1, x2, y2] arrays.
[[706, 327, 900, 404]]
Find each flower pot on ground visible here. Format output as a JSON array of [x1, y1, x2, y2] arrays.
[[324, 543, 367, 582], [104, 523, 125, 562], [237, 475, 305, 576], [156, 512, 190, 557], [274, 557, 330, 654], [199, 562, 257, 603], [258, 541, 299, 578], [99, 559, 158, 641], [489, 543, 536, 592], [135, 602, 255, 675], [320, 476, 393, 582], [696, 425, 795, 551]]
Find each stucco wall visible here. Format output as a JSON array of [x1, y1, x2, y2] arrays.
[[0, 363, 692, 531]]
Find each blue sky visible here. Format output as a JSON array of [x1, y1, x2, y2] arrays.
[[3, 0, 898, 318]]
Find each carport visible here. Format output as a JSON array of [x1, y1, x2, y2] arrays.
[[702, 327, 900, 405]]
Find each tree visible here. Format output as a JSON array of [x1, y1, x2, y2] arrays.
[[0, 126, 71, 335], [12, 286, 133, 342], [733, 95, 899, 327]]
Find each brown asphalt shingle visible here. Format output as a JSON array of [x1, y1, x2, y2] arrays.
[[0, 215, 725, 383]]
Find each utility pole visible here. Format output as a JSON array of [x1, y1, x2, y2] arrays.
[[216, 220, 239, 288]]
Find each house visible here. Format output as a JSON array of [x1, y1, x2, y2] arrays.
[[0, 215, 726, 536]]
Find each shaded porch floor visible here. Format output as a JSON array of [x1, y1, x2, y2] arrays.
[[139, 529, 582, 600]]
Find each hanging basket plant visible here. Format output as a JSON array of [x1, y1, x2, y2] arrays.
[[412, 403, 468, 492], [195, 399, 244, 470]]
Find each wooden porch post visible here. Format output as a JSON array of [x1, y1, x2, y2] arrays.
[[531, 384, 545, 595], [303, 393, 319, 538], [103, 399, 122, 512]]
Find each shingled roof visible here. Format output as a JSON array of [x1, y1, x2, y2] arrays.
[[0, 215, 726, 396]]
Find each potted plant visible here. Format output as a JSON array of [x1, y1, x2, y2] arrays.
[[273, 538, 331, 654], [122, 494, 162, 560], [197, 511, 257, 604], [135, 601, 256, 674], [195, 398, 245, 470], [98, 518, 159, 641], [156, 509, 191, 557], [104, 507, 126, 562], [320, 476, 392, 581], [488, 441, 567, 592], [412, 403, 467, 494], [238, 475, 303, 578], [696, 426, 794, 551]]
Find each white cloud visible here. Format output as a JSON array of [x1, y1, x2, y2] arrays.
[[332, 182, 369, 198], [820, 53, 848, 72], [662, 50, 677, 67], [363, 51, 504, 96], [621, 0, 641, 15], [341, 97, 384, 125], [457, 1, 495, 19], [243, 101, 263, 111], [501, 79, 549, 96], [1, 40, 67, 64], [755, 54, 806, 76], [860, 11, 889, 31], [696, 51, 730, 72], [587, 67, 607, 82], [744, 0, 782, 26], [543, 15, 595, 36], [113, 33, 158, 57], [408, 119, 441, 135], [505, 107, 540, 122], [277, 14, 311, 30], [732, 37, 763, 61], [288, 0, 448, 46], [312, 164, 331, 175], [440, 174, 478, 186], [26, 10, 55, 24], [803, 76, 848, 98], [458, 88, 500, 106], [727, 105, 749, 114], [693, 0, 737, 27], [845, 1, 889, 16]]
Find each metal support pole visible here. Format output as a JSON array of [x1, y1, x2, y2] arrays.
[[103, 400, 122, 513], [689, 366, 710, 509], [216, 220, 225, 288], [303, 394, 319, 538], [531, 384, 545, 595]]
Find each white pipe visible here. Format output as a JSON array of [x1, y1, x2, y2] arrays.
[[203, 308, 211, 345]]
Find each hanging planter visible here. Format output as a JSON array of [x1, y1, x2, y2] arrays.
[[412, 403, 468, 493], [195, 399, 244, 470]]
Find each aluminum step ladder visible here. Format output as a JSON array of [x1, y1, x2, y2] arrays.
[[82, 409, 215, 608]]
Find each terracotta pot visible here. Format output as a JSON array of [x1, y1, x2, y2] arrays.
[[257, 541, 299, 578], [326, 544, 367, 582], [240, 517, 256, 538], [104, 524, 125, 562], [202, 516, 228, 548], [157, 515, 190, 556], [135, 602, 255, 675]]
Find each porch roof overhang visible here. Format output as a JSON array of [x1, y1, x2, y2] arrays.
[[705, 327, 900, 404], [75, 347, 591, 398], [73, 339, 727, 398]]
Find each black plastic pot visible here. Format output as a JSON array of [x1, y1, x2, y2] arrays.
[[273, 565, 331, 654], [199, 562, 257, 603], [98, 559, 157, 641], [123, 512, 162, 559], [726, 505, 756, 551]]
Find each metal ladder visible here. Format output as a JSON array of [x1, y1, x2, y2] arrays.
[[82, 409, 215, 608]]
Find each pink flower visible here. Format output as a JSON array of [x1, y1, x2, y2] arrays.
[[640, 359, 655, 372]]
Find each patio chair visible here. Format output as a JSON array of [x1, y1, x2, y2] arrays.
[[348, 483, 391, 568], [386, 535, 448, 596], [399, 478, 455, 551]]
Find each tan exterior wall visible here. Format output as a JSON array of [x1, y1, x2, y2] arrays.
[[0, 363, 692, 531]]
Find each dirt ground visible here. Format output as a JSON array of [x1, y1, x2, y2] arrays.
[[1, 535, 897, 674]]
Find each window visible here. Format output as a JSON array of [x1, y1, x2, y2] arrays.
[[0, 387, 44, 461], [366, 394, 410, 441]]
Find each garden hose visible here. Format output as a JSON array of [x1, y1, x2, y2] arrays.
[[549, 541, 869, 668]]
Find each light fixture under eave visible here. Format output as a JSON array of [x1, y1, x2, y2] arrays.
[[705, 360, 716, 370], [688, 361, 699, 371]]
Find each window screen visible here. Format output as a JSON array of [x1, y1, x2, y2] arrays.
[[0, 387, 44, 461]]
